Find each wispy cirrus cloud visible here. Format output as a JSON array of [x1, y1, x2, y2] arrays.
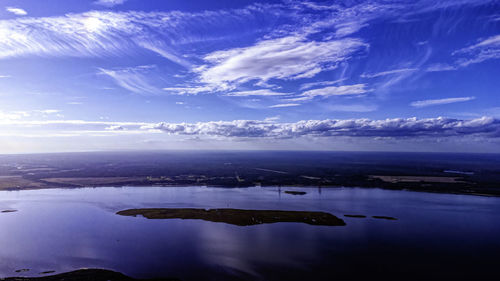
[[5, 7, 27, 16], [410, 96, 476, 107], [299, 78, 346, 90], [37, 109, 61, 114], [426, 34, 500, 72], [0, 111, 30, 120], [94, 0, 127, 7], [0, 109, 62, 120], [425, 63, 457, 72], [99, 65, 161, 94], [105, 125, 126, 131], [269, 103, 301, 108], [0, 118, 148, 127], [0, 8, 273, 64], [334, 22, 368, 38], [162, 86, 216, 95], [287, 84, 369, 102], [327, 104, 378, 112], [136, 40, 191, 68], [225, 89, 288, 97], [0, 11, 134, 60], [360, 68, 418, 78], [454, 34, 500, 67]]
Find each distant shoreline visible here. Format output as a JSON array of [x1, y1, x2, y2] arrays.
[[0, 182, 498, 198], [0, 151, 498, 197]]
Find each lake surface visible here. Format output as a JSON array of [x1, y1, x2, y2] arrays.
[[0, 186, 499, 280]]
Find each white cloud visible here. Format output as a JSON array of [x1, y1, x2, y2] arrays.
[[5, 7, 27, 16], [360, 68, 418, 78], [197, 36, 367, 88], [225, 89, 288, 97], [144, 116, 500, 139], [94, 0, 127, 7], [269, 103, 301, 108], [410, 97, 476, 107], [0, 116, 498, 140]]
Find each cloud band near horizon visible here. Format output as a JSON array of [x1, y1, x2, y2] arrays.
[[4, 116, 496, 139]]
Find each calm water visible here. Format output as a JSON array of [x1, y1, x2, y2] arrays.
[[0, 186, 499, 280]]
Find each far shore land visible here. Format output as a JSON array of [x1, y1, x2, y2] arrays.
[[0, 152, 498, 196], [0, 174, 498, 197]]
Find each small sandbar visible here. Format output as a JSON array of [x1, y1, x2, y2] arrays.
[[117, 208, 346, 226], [344, 214, 367, 218], [284, 191, 307, 195], [372, 215, 398, 220]]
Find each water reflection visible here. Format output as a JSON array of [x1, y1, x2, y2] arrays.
[[0, 186, 499, 280]]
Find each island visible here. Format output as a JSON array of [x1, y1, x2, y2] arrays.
[[116, 208, 346, 226]]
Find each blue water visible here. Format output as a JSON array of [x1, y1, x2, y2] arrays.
[[0, 186, 499, 280]]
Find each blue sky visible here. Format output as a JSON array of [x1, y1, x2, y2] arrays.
[[0, 0, 499, 153]]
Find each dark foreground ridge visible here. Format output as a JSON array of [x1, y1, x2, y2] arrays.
[[116, 208, 346, 226], [1, 269, 179, 281]]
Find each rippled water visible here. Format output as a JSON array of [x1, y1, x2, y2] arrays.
[[0, 186, 499, 280]]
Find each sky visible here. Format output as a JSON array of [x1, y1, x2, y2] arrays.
[[0, 0, 499, 153]]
